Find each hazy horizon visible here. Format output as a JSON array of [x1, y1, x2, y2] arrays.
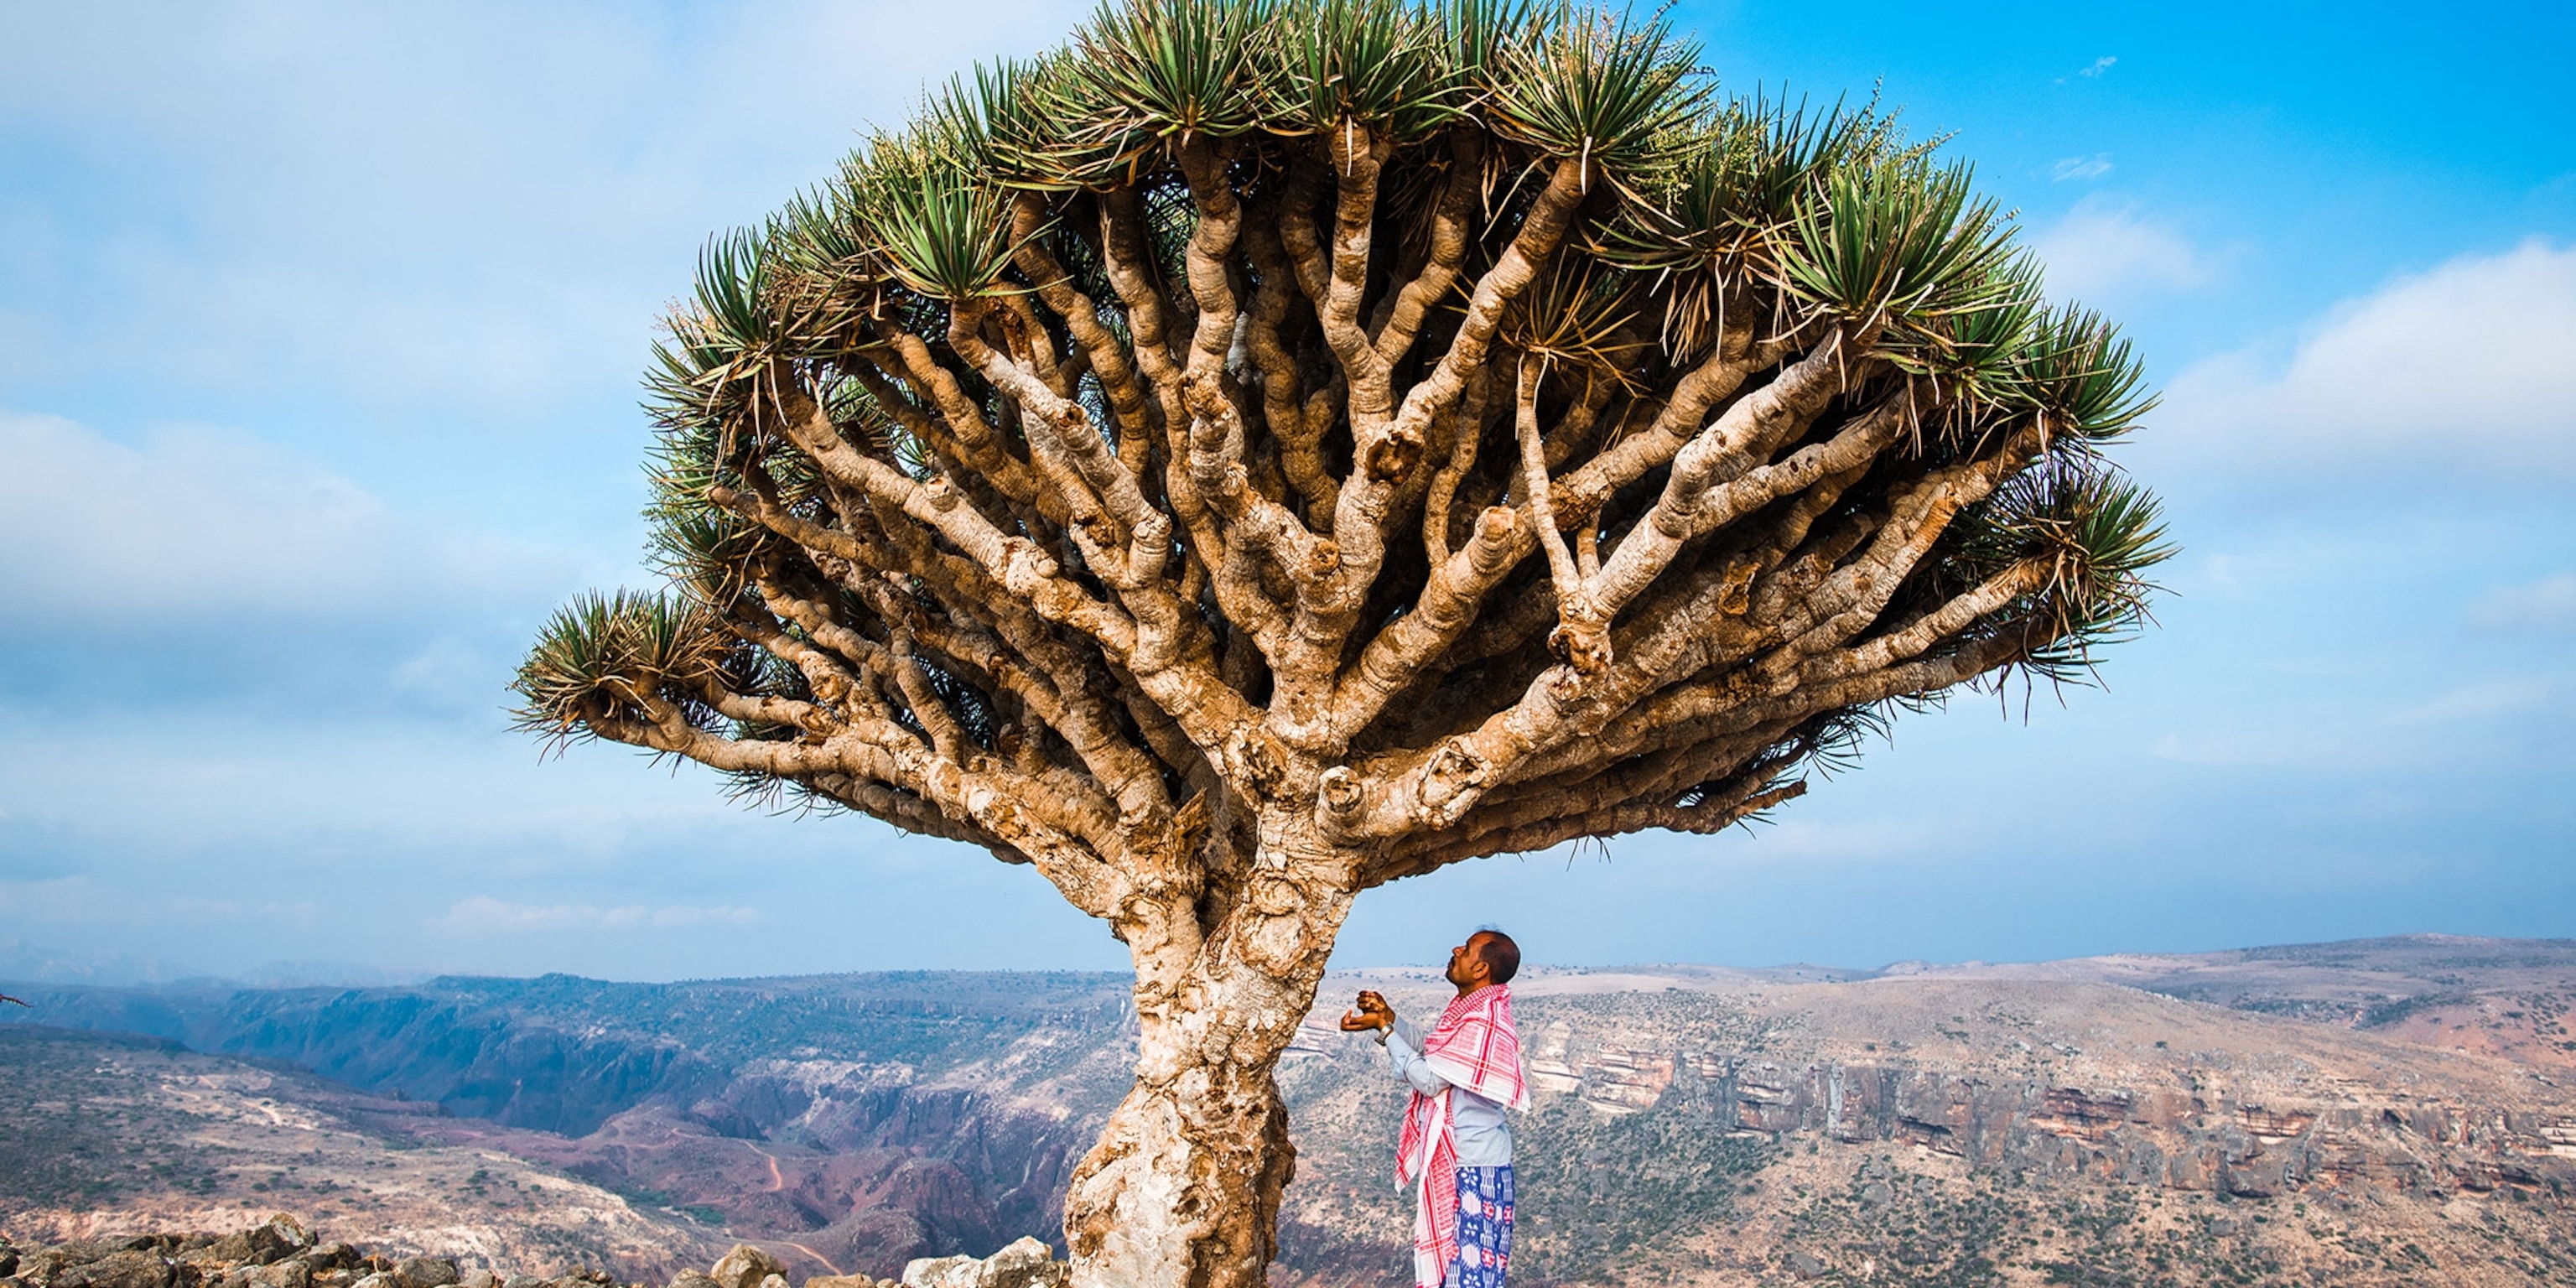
[[5, 927, 2562, 993]]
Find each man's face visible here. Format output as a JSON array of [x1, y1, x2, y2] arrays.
[[1446, 934, 1490, 987]]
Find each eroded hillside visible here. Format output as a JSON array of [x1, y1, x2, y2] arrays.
[[8, 938, 2576, 1285]]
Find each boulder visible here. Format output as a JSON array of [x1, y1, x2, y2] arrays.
[[894, 1260, 970, 1288], [206, 1218, 312, 1270], [30, 1242, 121, 1284], [1784, 1249, 1827, 1280], [800, 1277, 879, 1288], [55, 1252, 173, 1288], [706, 1249, 782, 1288], [898, 1240, 1062, 1288], [246, 1260, 309, 1288], [499, 1278, 548, 1288], [390, 1261, 455, 1288], [665, 1273, 722, 1288], [348, 1274, 396, 1288], [260, 1221, 314, 1268], [755, 1277, 786, 1288], [305, 1249, 357, 1275]]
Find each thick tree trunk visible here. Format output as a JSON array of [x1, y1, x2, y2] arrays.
[[1061, 811, 1363, 1288], [1062, 1037, 1297, 1288]]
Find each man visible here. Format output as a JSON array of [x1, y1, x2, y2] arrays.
[[1341, 930, 1529, 1288]]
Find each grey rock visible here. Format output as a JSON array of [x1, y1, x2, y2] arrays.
[[348, 1274, 397, 1288], [258, 1221, 313, 1266], [246, 1260, 309, 1288], [390, 1260, 455, 1288], [34, 1244, 120, 1280], [800, 1277, 879, 1288], [707, 1249, 782, 1288], [898, 1240, 1062, 1288], [55, 1252, 172, 1288], [1784, 1249, 1827, 1280], [455, 1274, 497, 1288], [304, 1249, 356, 1275], [666, 1272, 722, 1288], [755, 1276, 786, 1288], [500, 1278, 549, 1288], [895, 1259, 972, 1288]]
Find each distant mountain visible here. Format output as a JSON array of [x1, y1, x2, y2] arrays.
[[0, 936, 210, 987], [0, 936, 436, 990], [7, 939, 2576, 1285]]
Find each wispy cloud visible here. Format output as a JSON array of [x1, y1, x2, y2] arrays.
[[2158, 238, 2576, 477], [2031, 198, 2214, 299], [2470, 574, 2576, 631], [437, 896, 761, 934], [2051, 153, 2114, 183], [2056, 55, 2117, 84], [0, 411, 579, 624], [2392, 678, 2554, 725]]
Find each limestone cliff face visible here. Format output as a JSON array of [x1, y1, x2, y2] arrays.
[[1, 975, 1135, 1280], [16, 958, 2576, 1286], [1649, 1050, 2575, 1199], [1273, 971, 2576, 1285]]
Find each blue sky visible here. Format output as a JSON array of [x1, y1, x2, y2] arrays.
[[2, 1, 2570, 982]]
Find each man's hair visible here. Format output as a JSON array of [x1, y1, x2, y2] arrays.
[[1474, 929, 1520, 984]]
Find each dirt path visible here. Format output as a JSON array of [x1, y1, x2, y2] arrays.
[[745, 1141, 787, 1192], [779, 1242, 844, 1276]]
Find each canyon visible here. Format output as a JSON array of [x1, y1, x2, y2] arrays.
[[7, 936, 2575, 1285]]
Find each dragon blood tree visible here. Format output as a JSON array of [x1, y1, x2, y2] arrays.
[[513, 2, 2170, 1283]]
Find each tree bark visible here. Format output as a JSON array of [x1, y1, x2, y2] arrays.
[[1062, 809, 1363, 1288]]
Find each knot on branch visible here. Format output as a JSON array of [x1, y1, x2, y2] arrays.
[[1000, 538, 1060, 594], [1360, 427, 1423, 484], [1317, 765, 1363, 816], [1297, 538, 1342, 585], [1716, 557, 1759, 616], [1232, 727, 1291, 800], [1549, 477, 1606, 529], [1420, 738, 1491, 821]]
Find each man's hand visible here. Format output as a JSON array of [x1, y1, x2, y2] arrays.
[[1339, 989, 1394, 1032]]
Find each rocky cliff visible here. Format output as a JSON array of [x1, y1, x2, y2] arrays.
[[12, 943, 2576, 1285]]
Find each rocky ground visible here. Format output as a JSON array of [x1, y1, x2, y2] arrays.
[[1273, 965, 2576, 1285], [8, 937, 2576, 1285], [0, 1028, 722, 1281], [0, 1217, 1066, 1288]]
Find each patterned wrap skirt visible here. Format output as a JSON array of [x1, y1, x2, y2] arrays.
[[1444, 1165, 1515, 1288]]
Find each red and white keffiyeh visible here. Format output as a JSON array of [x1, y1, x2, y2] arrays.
[[1394, 984, 1528, 1288]]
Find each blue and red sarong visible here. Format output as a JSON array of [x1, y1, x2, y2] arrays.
[[1444, 1164, 1514, 1288]]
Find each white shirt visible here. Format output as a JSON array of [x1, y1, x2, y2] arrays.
[[1381, 1015, 1514, 1166]]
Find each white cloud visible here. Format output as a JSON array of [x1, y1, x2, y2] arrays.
[[2032, 198, 2214, 299], [2392, 678, 2553, 725], [0, 410, 574, 623], [2471, 573, 2576, 631], [2158, 239, 2576, 475], [2080, 55, 2117, 78], [437, 896, 761, 934], [0, 0, 1090, 416], [2052, 153, 2114, 183]]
